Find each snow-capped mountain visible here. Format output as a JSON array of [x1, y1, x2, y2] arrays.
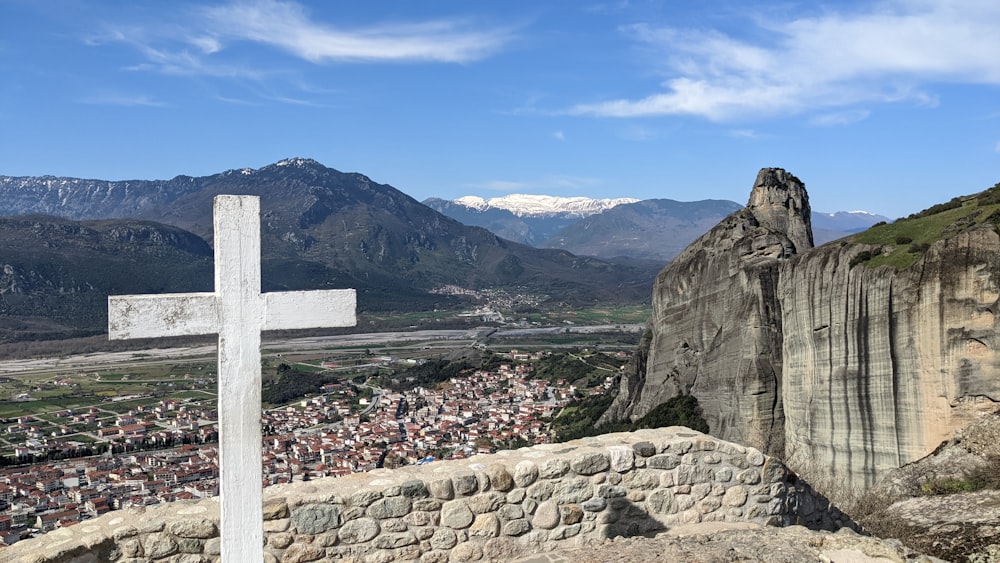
[[452, 194, 639, 218], [426, 193, 891, 261]]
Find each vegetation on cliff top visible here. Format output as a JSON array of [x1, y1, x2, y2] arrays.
[[551, 393, 709, 442], [849, 181, 1000, 270]]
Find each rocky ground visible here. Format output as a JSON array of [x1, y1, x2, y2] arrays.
[[857, 412, 1000, 562], [512, 522, 939, 563]]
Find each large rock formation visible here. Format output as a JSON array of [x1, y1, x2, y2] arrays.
[[604, 168, 812, 458], [608, 168, 1000, 488], [780, 226, 1000, 487]]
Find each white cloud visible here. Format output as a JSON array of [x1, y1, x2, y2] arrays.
[[570, 0, 1000, 120], [995, 140, 1000, 154], [728, 129, 760, 139], [553, 130, 566, 141], [94, 0, 514, 82], [201, 0, 515, 64], [810, 110, 871, 127], [79, 94, 167, 107]]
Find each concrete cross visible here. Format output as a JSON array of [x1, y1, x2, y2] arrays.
[[108, 195, 356, 562]]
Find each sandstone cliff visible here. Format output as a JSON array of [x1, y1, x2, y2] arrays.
[[781, 226, 1000, 487], [608, 168, 1000, 488]]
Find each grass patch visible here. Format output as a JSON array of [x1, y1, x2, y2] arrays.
[[850, 185, 1000, 270], [919, 455, 1000, 495]]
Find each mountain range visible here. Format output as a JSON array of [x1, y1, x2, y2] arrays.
[[0, 159, 659, 342], [425, 194, 888, 262]]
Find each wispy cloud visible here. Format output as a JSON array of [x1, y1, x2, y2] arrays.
[[728, 129, 761, 139], [553, 130, 566, 141], [91, 0, 515, 81], [79, 94, 167, 107], [570, 0, 1000, 121], [810, 109, 871, 127], [995, 140, 1000, 154], [201, 0, 515, 64]]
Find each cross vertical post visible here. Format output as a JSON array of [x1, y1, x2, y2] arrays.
[[108, 195, 356, 562], [215, 196, 265, 560]]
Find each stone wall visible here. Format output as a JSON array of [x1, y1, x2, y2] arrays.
[[3, 428, 853, 563]]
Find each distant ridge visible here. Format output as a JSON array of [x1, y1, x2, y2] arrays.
[[428, 193, 889, 261], [453, 194, 638, 217], [0, 159, 660, 341]]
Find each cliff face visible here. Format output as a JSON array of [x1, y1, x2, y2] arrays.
[[614, 168, 1000, 487], [604, 168, 812, 458], [781, 227, 1000, 486]]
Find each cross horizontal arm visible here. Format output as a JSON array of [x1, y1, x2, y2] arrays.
[[263, 289, 357, 331], [108, 293, 218, 340]]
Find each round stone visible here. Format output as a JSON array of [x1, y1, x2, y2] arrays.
[[339, 517, 380, 544], [513, 460, 539, 488], [485, 464, 515, 492], [441, 499, 475, 529], [532, 500, 560, 529], [430, 528, 458, 550]]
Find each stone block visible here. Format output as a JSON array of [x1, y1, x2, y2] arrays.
[[142, 532, 179, 559], [526, 480, 554, 501], [450, 541, 484, 562], [382, 518, 407, 532], [596, 484, 627, 498], [554, 477, 593, 504], [607, 445, 635, 472], [621, 469, 659, 490], [467, 491, 506, 514], [698, 496, 722, 514], [367, 497, 412, 519], [338, 517, 380, 544], [351, 488, 384, 507], [430, 528, 458, 550], [506, 489, 526, 504], [469, 513, 501, 539], [268, 533, 294, 549], [429, 478, 454, 500], [282, 542, 327, 562], [452, 473, 479, 496], [401, 479, 429, 499], [532, 500, 560, 529], [632, 441, 657, 457], [374, 532, 418, 549], [560, 504, 583, 525], [647, 453, 681, 470], [441, 499, 475, 529], [646, 489, 677, 514], [539, 458, 570, 479], [513, 460, 539, 488], [292, 505, 342, 535], [485, 464, 514, 492], [736, 468, 761, 485], [263, 498, 290, 520], [570, 452, 610, 475], [264, 518, 291, 533], [168, 518, 217, 539], [413, 499, 442, 512]]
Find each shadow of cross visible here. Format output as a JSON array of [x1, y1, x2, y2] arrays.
[[108, 195, 356, 563]]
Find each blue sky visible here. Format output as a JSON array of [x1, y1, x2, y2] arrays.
[[2, 0, 999, 218]]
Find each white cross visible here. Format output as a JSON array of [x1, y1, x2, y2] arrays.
[[108, 195, 356, 563]]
